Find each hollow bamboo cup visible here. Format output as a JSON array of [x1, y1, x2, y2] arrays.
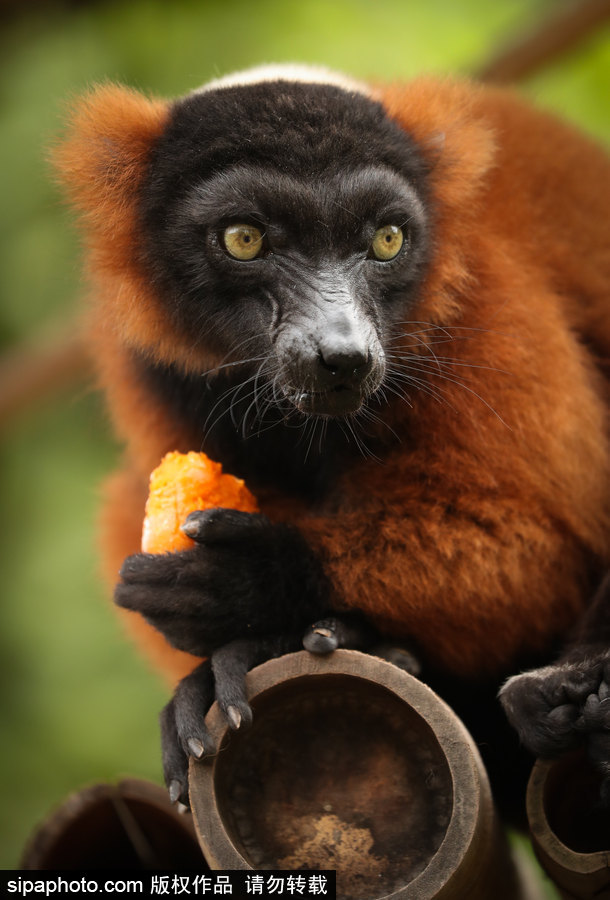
[[527, 750, 610, 899], [189, 649, 535, 899], [22, 778, 204, 869]]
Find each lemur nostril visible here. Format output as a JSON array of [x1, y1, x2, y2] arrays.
[[318, 345, 369, 380]]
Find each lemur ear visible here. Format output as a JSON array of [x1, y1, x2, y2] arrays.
[[53, 84, 169, 241], [53, 85, 181, 367]]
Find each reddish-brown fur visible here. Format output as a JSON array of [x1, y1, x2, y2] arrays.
[[57, 78, 610, 685]]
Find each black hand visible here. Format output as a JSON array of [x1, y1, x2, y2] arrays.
[[161, 633, 301, 806], [302, 613, 376, 654], [500, 649, 610, 801], [302, 613, 422, 675], [115, 508, 328, 656], [160, 660, 216, 807]]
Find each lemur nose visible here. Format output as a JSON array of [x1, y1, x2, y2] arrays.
[[318, 341, 370, 380]]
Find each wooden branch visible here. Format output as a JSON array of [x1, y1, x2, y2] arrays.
[[0, 324, 91, 429], [477, 0, 610, 84]]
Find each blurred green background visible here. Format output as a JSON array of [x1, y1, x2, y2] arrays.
[[1, 0, 608, 884]]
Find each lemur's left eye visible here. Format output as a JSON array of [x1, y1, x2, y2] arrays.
[[370, 225, 404, 261], [222, 224, 264, 260]]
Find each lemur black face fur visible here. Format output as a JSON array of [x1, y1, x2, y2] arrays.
[[139, 81, 430, 419]]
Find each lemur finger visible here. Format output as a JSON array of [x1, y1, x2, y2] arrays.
[[181, 508, 269, 544], [160, 700, 190, 807], [173, 661, 217, 760], [119, 551, 193, 585], [303, 615, 373, 654], [114, 582, 229, 627], [500, 668, 587, 758], [211, 640, 256, 730], [303, 620, 339, 654], [373, 644, 422, 676], [212, 635, 301, 728]]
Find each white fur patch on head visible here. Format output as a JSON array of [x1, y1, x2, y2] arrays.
[[191, 63, 371, 98]]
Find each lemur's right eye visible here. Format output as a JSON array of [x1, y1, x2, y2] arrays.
[[222, 224, 264, 260]]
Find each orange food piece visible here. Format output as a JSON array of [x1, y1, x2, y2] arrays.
[[141, 450, 259, 553]]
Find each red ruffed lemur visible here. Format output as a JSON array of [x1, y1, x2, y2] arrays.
[[56, 64, 610, 815]]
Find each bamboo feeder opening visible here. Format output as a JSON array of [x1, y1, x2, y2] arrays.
[[190, 650, 522, 900], [527, 750, 610, 899], [541, 751, 610, 854], [21, 779, 204, 870], [215, 674, 452, 893]]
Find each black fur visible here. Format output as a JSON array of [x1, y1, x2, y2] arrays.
[[116, 508, 331, 656], [161, 636, 299, 806], [137, 82, 431, 371], [134, 353, 402, 498], [117, 504, 340, 803]]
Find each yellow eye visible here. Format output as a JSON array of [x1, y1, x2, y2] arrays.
[[370, 225, 404, 261], [223, 224, 264, 260]]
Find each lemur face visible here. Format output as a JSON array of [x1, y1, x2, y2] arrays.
[[139, 74, 430, 418]]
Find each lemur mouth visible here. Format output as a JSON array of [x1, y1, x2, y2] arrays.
[[289, 384, 364, 417]]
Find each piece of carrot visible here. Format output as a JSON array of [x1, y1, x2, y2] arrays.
[[141, 450, 259, 553]]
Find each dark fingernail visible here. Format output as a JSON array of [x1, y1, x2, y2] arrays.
[[314, 627, 333, 638], [169, 780, 182, 804], [188, 737, 205, 758], [227, 705, 242, 729], [303, 632, 337, 654], [181, 518, 201, 539]]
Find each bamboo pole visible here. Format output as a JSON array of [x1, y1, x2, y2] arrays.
[[0, 324, 90, 430], [21, 778, 204, 869], [478, 0, 610, 84]]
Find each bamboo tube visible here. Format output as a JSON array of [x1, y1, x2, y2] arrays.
[[21, 778, 204, 869], [189, 649, 539, 899], [527, 750, 610, 899]]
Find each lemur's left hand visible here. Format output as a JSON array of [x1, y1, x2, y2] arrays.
[[114, 507, 327, 805], [115, 507, 421, 805], [156, 615, 419, 806], [115, 508, 328, 657], [159, 636, 300, 806]]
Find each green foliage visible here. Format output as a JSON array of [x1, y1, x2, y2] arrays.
[[0, 0, 607, 877]]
